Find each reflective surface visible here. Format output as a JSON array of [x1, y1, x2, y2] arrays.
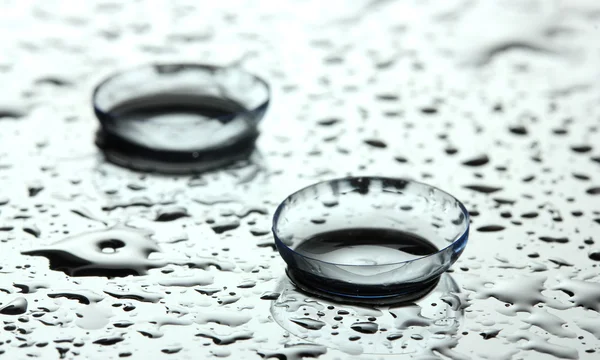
[[271, 273, 465, 355], [0, 0, 599, 359]]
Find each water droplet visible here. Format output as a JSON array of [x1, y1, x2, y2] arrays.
[[509, 126, 528, 135], [104, 286, 163, 303], [554, 278, 600, 311], [48, 290, 104, 304], [476, 225, 505, 232], [586, 187, 600, 195], [28, 183, 44, 197], [13, 281, 49, 294], [548, 257, 573, 267], [290, 317, 326, 330], [237, 280, 256, 289], [155, 206, 189, 222], [93, 335, 124, 346], [571, 145, 592, 153], [317, 118, 341, 126], [463, 185, 503, 194], [350, 322, 378, 334], [445, 147, 458, 155], [71, 208, 107, 225], [127, 183, 146, 191], [588, 250, 600, 261], [23, 224, 41, 238], [480, 329, 501, 339], [386, 333, 403, 341], [211, 220, 240, 234], [420, 107, 438, 114], [462, 155, 489, 167], [363, 139, 387, 148], [195, 330, 254, 345], [260, 292, 280, 300], [0, 297, 27, 315], [521, 212, 539, 219], [250, 228, 270, 236], [538, 236, 569, 244]]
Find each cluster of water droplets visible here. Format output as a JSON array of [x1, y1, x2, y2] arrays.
[[271, 274, 466, 357], [0, 0, 599, 358]]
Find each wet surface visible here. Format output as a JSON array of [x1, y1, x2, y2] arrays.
[[0, 0, 600, 358]]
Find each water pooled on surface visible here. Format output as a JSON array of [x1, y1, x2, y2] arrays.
[[1, 0, 600, 358], [21, 225, 163, 276]]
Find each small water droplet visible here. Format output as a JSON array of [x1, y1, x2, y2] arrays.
[[462, 155, 489, 167], [290, 317, 326, 330], [0, 297, 27, 315], [463, 185, 503, 194], [350, 321, 378, 334], [476, 225, 505, 232]]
